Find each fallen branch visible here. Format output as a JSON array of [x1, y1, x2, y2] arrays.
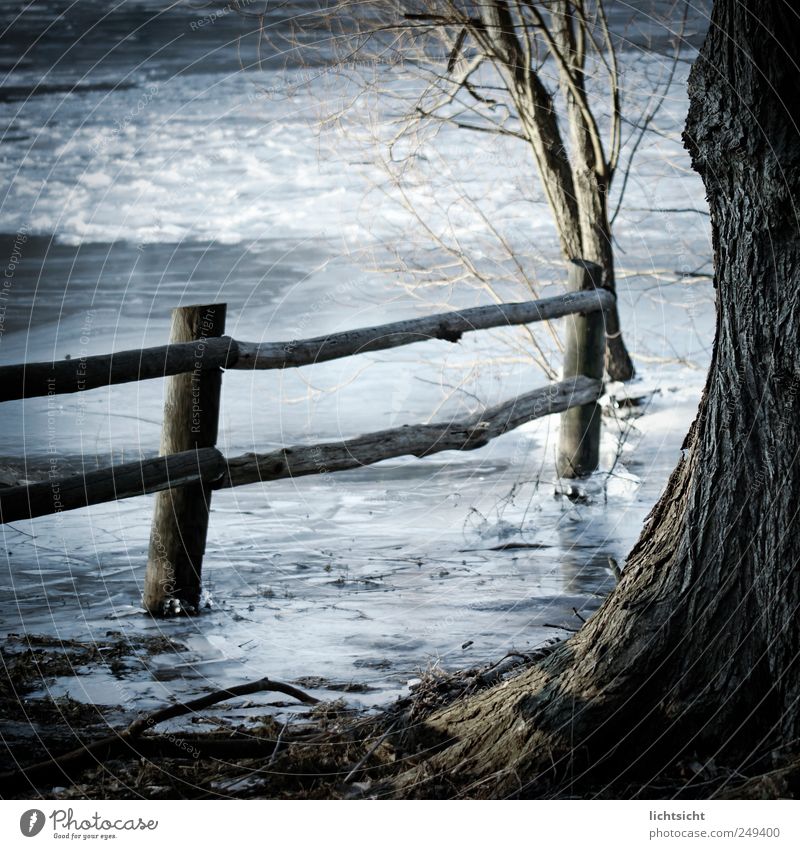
[[126, 676, 318, 736], [0, 677, 318, 793]]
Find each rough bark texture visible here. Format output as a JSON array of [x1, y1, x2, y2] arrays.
[[401, 0, 800, 798]]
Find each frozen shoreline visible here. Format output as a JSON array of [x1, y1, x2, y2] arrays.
[[1, 355, 706, 717], [1, 0, 714, 730]]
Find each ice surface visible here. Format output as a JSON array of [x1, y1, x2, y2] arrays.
[[1, 1, 715, 716]]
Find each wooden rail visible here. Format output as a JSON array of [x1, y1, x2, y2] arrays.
[[0, 375, 600, 524], [221, 376, 601, 488], [0, 260, 610, 615], [0, 449, 226, 524]]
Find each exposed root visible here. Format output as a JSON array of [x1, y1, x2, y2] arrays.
[[0, 641, 559, 799], [3, 633, 793, 800]]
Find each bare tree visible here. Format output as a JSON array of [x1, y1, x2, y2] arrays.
[[256, 1, 691, 382]]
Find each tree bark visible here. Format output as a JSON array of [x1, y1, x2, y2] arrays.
[[399, 0, 800, 797], [549, 1, 634, 381]]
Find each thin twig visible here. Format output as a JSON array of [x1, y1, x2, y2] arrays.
[[1, 676, 319, 791], [127, 676, 318, 736], [268, 718, 291, 768], [344, 721, 398, 784]]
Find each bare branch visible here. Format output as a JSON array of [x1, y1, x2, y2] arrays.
[[610, 0, 690, 222], [523, 0, 610, 180]]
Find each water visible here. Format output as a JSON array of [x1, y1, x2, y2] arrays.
[[1, 1, 714, 721]]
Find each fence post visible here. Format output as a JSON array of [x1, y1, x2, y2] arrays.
[[557, 260, 605, 478], [143, 304, 226, 615]]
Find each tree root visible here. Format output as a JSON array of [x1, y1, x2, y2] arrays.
[[3, 646, 795, 799]]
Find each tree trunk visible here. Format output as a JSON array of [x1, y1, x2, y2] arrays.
[[479, 1, 635, 382], [399, 0, 800, 797], [550, 0, 635, 381], [573, 180, 632, 381]]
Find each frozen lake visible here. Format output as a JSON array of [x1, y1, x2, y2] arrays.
[[0, 1, 714, 724]]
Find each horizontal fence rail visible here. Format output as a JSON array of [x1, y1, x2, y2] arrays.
[[0, 288, 613, 402], [234, 289, 613, 370], [0, 448, 226, 524], [0, 337, 238, 403], [0, 375, 600, 524], [0, 259, 610, 615], [221, 376, 601, 488]]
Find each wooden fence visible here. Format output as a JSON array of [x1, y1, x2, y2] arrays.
[[0, 259, 611, 615]]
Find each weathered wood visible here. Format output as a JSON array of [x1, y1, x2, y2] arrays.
[[0, 378, 601, 523], [143, 305, 226, 616], [0, 337, 239, 402], [221, 376, 602, 488], [556, 260, 605, 477], [233, 289, 613, 369], [0, 448, 225, 524], [0, 290, 612, 401]]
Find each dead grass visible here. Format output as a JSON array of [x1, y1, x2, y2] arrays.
[[2, 633, 794, 799]]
